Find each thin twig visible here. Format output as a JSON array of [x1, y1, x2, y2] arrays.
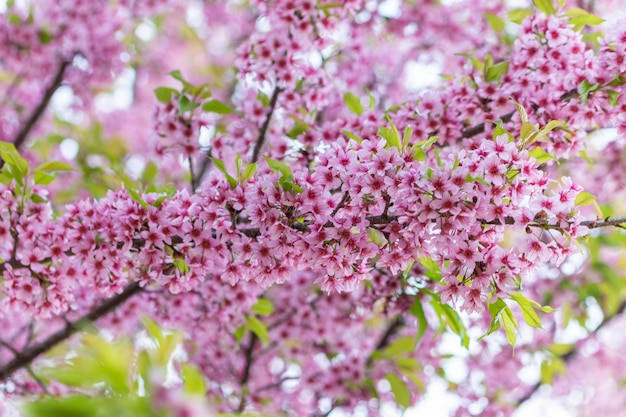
[[0, 281, 142, 382], [365, 315, 404, 367], [11, 60, 70, 152], [516, 300, 626, 406], [237, 331, 259, 412], [251, 87, 282, 163]]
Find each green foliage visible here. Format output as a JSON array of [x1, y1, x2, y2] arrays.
[[25, 320, 206, 417], [264, 156, 303, 193], [343, 92, 364, 115], [533, 0, 556, 15], [485, 60, 509, 83], [245, 316, 270, 345], [578, 80, 601, 105], [565, 7, 604, 30], [508, 9, 533, 24], [252, 298, 275, 316], [410, 297, 428, 342], [385, 373, 411, 408]]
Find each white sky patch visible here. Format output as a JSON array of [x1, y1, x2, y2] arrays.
[[406, 379, 460, 417], [378, 0, 402, 19], [186, 0, 204, 30], [135, 20, 157, 42], [587, 127, 618, 151], [404, 61, 442, 92], [125, 155, 146, 179], [515, 396, 571, 417], [255, 15, 271, 33], [199, 125, 214, 147], [60, 138, 79, 160], [95, 68, 136, 113]]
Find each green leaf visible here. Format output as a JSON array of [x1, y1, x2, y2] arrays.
[[343, 92, 364, 115], [440, 304, 469, 348], [246, 316, 270, 345], [607, 75, 626, 87], [485, 61, 509, 83], [38, 29, 53, 44], [578, 80, 600, 105], [0, 142, 29, 184], [485, 12, 505, 32], [480, 298, 508, 339], [606, 90, 620, 107], [178, 95, 201, 114], [154, 87, 178, 103], [24, 396, 102, 417], [410, 297, 428, 342], [574, 191, 596, 206], [520, 122, 537, 141], [531, 120, 564, 143], [493, 120, 514, 142], [533, 0, 556, 15], [385, 373, 411, 408], [514, 101, 529, 123], [509, 8, 533, 24], [402, 126, 413, 148], [34, 171, 55, 185], [501, 305, 519, 347], [382, 336, 415, 358], [286, 116, 309, 139], [234, 326, 245, 344], [510, 292, 554, 329], [203, 99, 238, 115], [169, 69, 186, 83], [240, 163, 257, 182], [528, 147, 557, 164], [569, 14, 604, 28], [181, 364, 207, 396], [264, 156, 292, 177], [8, 14, 21, 24], [540, 357, 566, 384], [257, 91, 270, 107], [140, 161, 158, 184], [252, 298, 275, 316], [341, 129, 363, 143], [34, 161, 73, 173], [565, 7, 604, 30], [210, 157, 237, 189], [456, 53, 484, 70], [378, 117, 402, 150]]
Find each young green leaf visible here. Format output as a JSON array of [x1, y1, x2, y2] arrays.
[[385, 373, 411, 408], [343, 92, 364, 115], [252, 298, 275, 316], [246, 316, 270, 345], [203, 99, 238, 115], [154, 87, 178, 103]]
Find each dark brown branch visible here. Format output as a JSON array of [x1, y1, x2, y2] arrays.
[[193, 149, 212, 189], [12, 60, 70, 151], [0, 281, 142, 382], [516, 300, 626, 406], [238, 331, 259, 412], [461, 111, 514, 139], [580, 216, 626, 229], [365, 315, 404, 367], [251, 87, 282, 163]]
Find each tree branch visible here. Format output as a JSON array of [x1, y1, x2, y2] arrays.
[[11, 60, 70, 152], [251, 87, 282, 163], [461, 111, 514, 139], [516, 300, 626, 406], [365, 315, 404, 367], [238, 331, 259, 412], [0, 281, 142, 382]]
